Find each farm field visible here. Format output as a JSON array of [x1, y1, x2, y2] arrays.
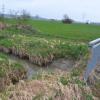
[[4, 19, 100, 42], [29, 20, 100, 42]]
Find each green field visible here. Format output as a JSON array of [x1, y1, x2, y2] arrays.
[[29, 20, 100, 42], [5, 19, 100, 42]]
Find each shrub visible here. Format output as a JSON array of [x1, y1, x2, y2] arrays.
[[62, 14, 73, 24], [60, 76, 69, 85]]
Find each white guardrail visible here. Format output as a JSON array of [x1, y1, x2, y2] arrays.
[[84, 38, 100, 81], [89, 38, 100, 47]]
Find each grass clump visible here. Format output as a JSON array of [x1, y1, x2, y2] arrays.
[[0, 53, 7, 60], [0, 68, 5, 78], [0, 39, 13, 48], [83, 93, 93, 100], [60, 76, 70, 85], [11, 63, 23, 70], [74, 79, 86, 87], [71, 68, 81, 77]]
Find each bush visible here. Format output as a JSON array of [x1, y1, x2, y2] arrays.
[[62, 14, 73, 24]]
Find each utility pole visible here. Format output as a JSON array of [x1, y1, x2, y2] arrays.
[[1, 4, 5, 22]]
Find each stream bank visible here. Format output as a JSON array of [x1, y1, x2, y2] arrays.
[[8, 55, 75, 79]]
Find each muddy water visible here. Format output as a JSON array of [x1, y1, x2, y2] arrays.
[[8, 55, 75, 79], [9, 55, 49, 79]]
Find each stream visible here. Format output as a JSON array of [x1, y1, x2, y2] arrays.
[[8, 55, 75, 79]]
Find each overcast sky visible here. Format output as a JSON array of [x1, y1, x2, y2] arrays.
[[0, 0, 100, 22]]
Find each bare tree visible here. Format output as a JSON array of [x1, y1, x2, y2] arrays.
[[17, 10, 31, 24]]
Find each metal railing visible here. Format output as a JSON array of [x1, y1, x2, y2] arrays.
[[84, 38, 100, 81]]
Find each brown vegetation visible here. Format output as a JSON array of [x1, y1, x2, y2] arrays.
[[0, 46, 54, 66], [88, 64, 100, 98], [6, 71, 97, 100], [0, 22, 6, 30]]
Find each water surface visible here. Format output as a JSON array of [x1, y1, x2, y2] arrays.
[[8, 55, 75, 79]]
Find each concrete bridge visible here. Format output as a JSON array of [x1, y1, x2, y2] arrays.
[[84, 38, 100, 81]]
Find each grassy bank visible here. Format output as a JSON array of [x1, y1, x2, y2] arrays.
[[0, 53, 26, 92], [0, 19, 100, 99], [0, 22, 89, 66], [0, 70, 95, 100]]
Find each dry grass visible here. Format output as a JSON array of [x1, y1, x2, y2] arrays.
[[0, 53, 26, 93], [1, 71, 97, 100]]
